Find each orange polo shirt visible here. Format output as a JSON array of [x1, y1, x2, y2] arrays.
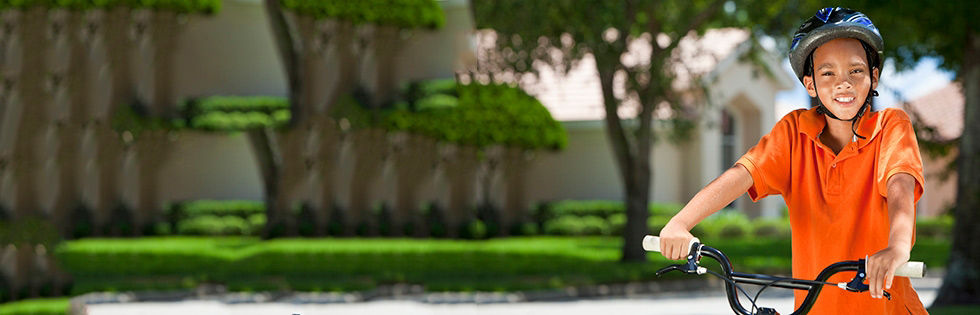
[[736, 107, 927, 315]]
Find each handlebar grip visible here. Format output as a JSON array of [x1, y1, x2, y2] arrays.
[[895, 261, 926, 278], [642, 235, 700, 255]]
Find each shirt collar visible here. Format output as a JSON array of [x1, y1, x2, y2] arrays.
[[799, 106, 882, 149]]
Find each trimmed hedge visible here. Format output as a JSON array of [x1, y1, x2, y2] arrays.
[[383, 81, 568, 150], [280, 0, 445, 29], [164, 200, 266, 236], [179, 97, 291, 131], [178, 81, 567, 151]]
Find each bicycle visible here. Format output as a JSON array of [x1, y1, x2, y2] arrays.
[[642, 235, 926, 315]]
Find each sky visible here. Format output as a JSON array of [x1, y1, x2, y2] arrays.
[[773, 57, 956, 119]]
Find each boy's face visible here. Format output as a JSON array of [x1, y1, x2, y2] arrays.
[[803, 38, 880, 120]]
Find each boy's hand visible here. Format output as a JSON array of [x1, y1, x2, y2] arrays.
[[658, 222, 695, 260], [866, 245, 911, 299]]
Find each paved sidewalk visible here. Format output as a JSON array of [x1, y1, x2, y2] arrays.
[[85, 277, 940, 315], [85, 289, 937, 315]]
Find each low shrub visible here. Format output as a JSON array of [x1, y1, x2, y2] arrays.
[[543, 216, 610, 236], [174, 200, 265, 219], [176, 215, 251, 236], [752, 219, 791, 239], [916, 215, 953, 240]]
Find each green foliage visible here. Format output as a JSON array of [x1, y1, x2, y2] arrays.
[[170, 200, 266, 220], [181, 96, 290, 132], [917, 215, 954, 240], [280, 0, 444, 29], [0, 217, 60, 248], [111, 103, 178, 139], [538, 200, 682, 221], [383, 81, 568, 150], [180, 80, 565, 151], [0, 298, 69, 315], [738, 0, 978, 75], [1, 0, 221, 13], [543, 215, 610, 236], [166, 200, 266, 236], [177, 215, 253, 236], [698, 210, 752, 239], [751, 218, 791, 239]]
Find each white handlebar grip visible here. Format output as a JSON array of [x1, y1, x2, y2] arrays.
[[895, 261, 926, 278], [642, 235, 700, 255], [642, 235, 661, 252]]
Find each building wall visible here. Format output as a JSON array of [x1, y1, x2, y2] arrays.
[[524, 122, 685, 205]]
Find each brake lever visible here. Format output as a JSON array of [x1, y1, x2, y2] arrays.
[[656, 264, 686, 276], [656, 242, 706, 277], [840, 259, 891, 300]]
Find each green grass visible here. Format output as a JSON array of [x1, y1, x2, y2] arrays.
[[0, 298, 69, 315], [51, 236, 949, 295], [929, 305, 980, 315]]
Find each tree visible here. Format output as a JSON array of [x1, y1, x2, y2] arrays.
[[472, 0, 738, 261], [738, 0, 979, 306], [260, 0, 444, 237]]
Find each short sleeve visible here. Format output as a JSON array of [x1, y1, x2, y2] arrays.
[[875, 112, 925, 202], [736, 115, 795, 201]]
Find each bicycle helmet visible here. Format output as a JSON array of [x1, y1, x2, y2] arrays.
[[789, 7, 883, 139]]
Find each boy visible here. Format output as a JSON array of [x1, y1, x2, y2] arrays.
[[658, 7, 927, 314]]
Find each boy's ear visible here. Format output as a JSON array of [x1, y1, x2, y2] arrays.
[[871, 67, 880, 90], [803, 75, 817, 97]]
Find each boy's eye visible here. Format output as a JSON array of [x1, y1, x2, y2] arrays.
[[821, 71, 834, 76], [851, 69, 864, 74]]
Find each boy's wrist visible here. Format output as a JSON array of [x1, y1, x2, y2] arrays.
[[885, 240, 912, 253]]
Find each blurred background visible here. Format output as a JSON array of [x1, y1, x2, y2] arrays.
[[0, 0, 975, 314]]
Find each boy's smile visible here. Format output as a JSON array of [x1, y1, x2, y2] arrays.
[[803, 38, 879, 120]]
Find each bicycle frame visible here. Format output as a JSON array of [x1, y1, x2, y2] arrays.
[[644, 236, 925, 315]]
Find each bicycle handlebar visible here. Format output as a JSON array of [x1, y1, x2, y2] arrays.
[[643, 235, 927, 315], [642, 235, 925, 277]]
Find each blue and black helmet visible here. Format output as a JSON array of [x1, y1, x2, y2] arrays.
[[788, 7, 883, 83]]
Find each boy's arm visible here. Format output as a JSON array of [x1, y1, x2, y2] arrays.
[[867, 173, 917, 299], [659, 164, 753, 260]]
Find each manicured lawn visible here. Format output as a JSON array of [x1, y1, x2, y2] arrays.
[[0, 298, 69, 315], [51, 236, 950, 295]]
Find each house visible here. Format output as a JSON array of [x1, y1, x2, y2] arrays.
[[903, 83, 964, 217], [520, 29, 795, 218]]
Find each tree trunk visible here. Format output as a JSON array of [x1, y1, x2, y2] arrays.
[[622, 154, 652, 262], [501, 147, 530, 235], [10, 7, 50, 219], [149, 11, 178, 118], [932, 31, 980, 307], [135, 131, 170, 235], [443, 145, 480, 238], [314, 116, 342, 236], [94, 7, 134, 234], [273, 127, 308, 236], [52, 11, 91, 236], [391, 133, 438, 236], [347, 128, 388, 236], [263, 0, 303, 125], [247, 129, 282, 239], [327, 21, 360, 107], [0, 12, 15, 201], [595, 54, 651, 262], [365, 25, 402, 107]]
